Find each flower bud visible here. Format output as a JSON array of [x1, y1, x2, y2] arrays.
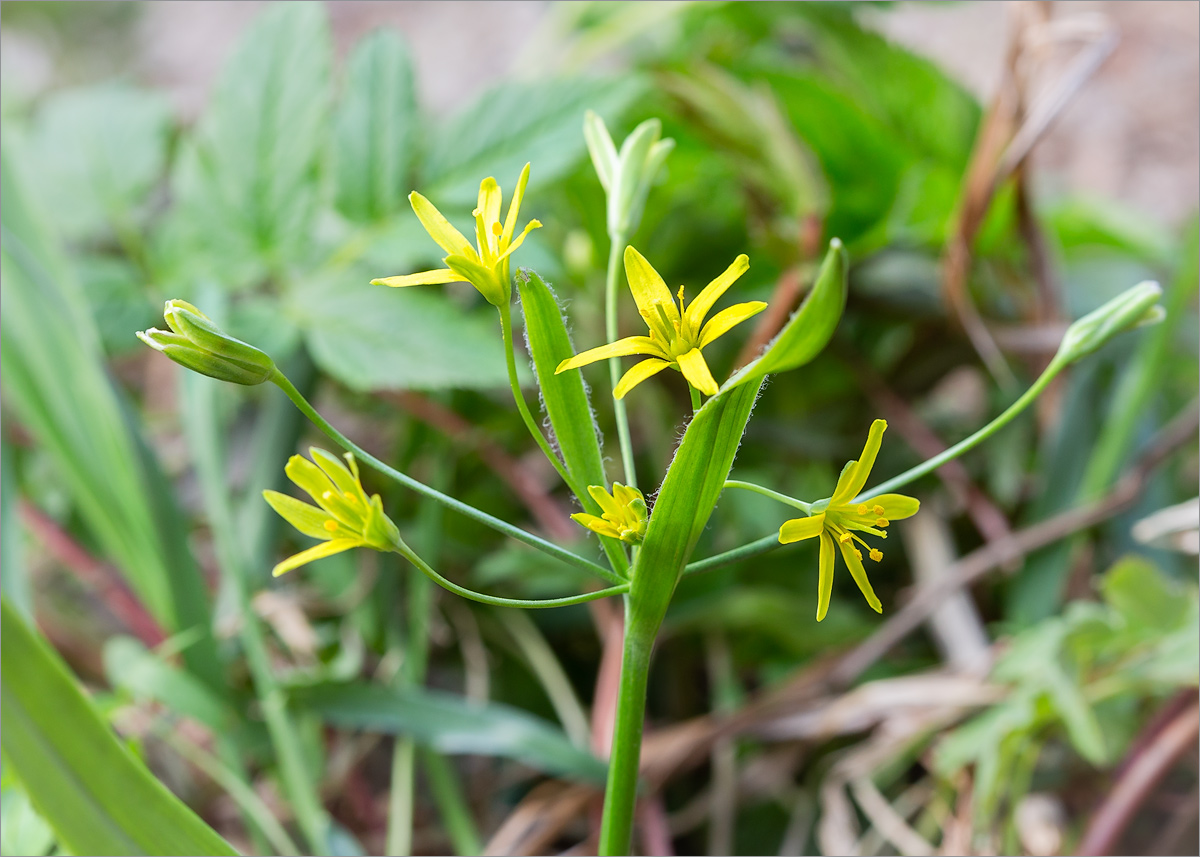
[[1053, 281, 1164, 367], [138, 300, 275, 385], [585, 111, 674, 240]]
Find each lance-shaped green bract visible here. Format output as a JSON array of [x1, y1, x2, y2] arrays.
[[137, 299, 276, 385]]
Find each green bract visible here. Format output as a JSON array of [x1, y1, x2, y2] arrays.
[[137, 299, 275, 385]]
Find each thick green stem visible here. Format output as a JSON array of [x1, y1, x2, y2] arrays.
[[597, 609, 657, 856], [497, 300, 580, 496], [689, 383, 702, 415], [605, 235, 639, 489], [269, 371, 622, 585]]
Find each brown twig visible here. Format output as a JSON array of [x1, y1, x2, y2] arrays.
[[1077, 694, 1200, 856], [829, 404, 1200, 688], [19, 500, 166, 646]]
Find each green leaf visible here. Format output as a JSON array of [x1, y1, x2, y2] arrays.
[[724, 238, 848, 391], [168, 2, 331, 286], [103, 636, 235, 734], [1, 775, 55, 857], [515, 268, 626, 569], [294, 681, 607, 782], [1046, 666, 1107, 765], [423, 76, 641, 207], [27, 83, 171, 242], [1100, 555, 1191, 632], [334, 30, 418, 223], [0, 145, 224, 691], [0, 600, 237, 856], [0, 441, 30, 619], [294, 272, 529, 391]]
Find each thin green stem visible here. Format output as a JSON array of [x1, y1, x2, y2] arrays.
[[606, 235, 639, 489], [422, 748, 484, 856], [386, 739, 417, 857], [855, 357, 1066, 502], [395, 541, 629, 609], [683, 533, 782, 577], [270, 371, 623, 585], [497, 301, 579, 495], [689, 383, 702, 415], [724, 480, 812, 513]]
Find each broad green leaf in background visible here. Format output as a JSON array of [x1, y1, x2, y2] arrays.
[[334, 29, 418, 223], [168, 2, 332, 286], [1100, 555, 1192, 632], [295, 681, 607, 783], [294, 272, 529, 391], [0, 146, 224, 691], [0, 599, 237, 856], [26, 82, 172, 244], [423, 76, 642, 206], [516, 268, 628, 570]]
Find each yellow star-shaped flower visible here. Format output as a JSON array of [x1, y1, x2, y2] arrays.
[[263, 448, 401, 577], [371, 163, 541, 307], [571, 482, 648, 546], [555, 246, 766, 398], [778, 420, 920, 621]]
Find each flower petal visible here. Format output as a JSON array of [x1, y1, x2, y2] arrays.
[[444, 254, 505, 305], [263, 491, 335, 540], [587, 485, 622, 519], [475, 177, 502, 231], [409, 191, 474, 257], [285, 455, 336, 507], [677, 348, 719, 396], [556, 336, 662, 373], [496, 218, 541, 263], [613, 358, 672, 399], [779, 513, 826, 543], [872, 494, 920, 521], [501, 163, 531, 247], [838, 539, 883, 613], [272, 539, 359, 577], [571, 512, 622, 541], [686, 254, 749, 330], [832, 419, 888, 504], [817, 532, 836, 622], [371, 269, 463, 288], [623, 246, 677, 322], [310, 448, 368, 506], [698, 301, 768, 348]]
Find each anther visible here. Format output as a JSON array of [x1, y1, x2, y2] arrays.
[[869, 549, 883, 562], [323, 520, 338, 532], [344, 491, 358, 504], [492, 222, 502, 235], [873, 505, 885, 516], [854, 549, 863, 560], [876, 517, 889, 527], [857, 504, 869, 515], [838, 532, 853, 544]]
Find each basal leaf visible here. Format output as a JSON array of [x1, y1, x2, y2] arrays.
[[103, 636, 235, 734], [0, 600, 236, 856], [334, 30, 418, 223], [294, 681, 607, 783]]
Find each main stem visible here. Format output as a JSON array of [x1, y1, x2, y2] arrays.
[[606, 235, 639, 489], [597, 608, 657, 856]]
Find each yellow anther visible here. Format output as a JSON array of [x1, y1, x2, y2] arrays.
[[344, 491, 359, 503], [854, 549, 863, 560], [492, 221, 502, 235], [838, 532, 853, 544], [857, 504, 869, 515], [873, 505, 885, 516], [677, 285, 686, 301], [323, 520, 338, 532], [876, 517, 889, 527], [322, 491, 334, 500], [869, 549, 883, 562]]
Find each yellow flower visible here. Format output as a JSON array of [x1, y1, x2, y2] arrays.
[[370, 163, 541, 306], [263, 448, 401, 577], [778, 420, 919, 621], [571, 482, 648, 546], [555, 246, 766, 398]]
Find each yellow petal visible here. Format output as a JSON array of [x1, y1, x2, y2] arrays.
[[871, 494, 920, 521], [698, 301, 768, 348], [838, 539, 882, 613], [613, 358, 672, 399], [310, 448, 367, 506], [496, 218, 541, 263], [685, 254, 750, 330], [676, 348, 719, 396], [779, 513, 826, 544], [623, 246, 677, 322], [409, 191, 474, 257], [501, 163, 531, 247], [263, 491, 335, 540], [285, 455, 336, 507], [372, 269, 464, 288], [476, 177, 502, 231], [556, 336, 662, 373], [816, 532, 836, 622], [832, 419, 888, 504], [272, 539, 359, 577], [611, 482, 642, 509], [587, 485, 622, 518], [571, 512, 621, 541]]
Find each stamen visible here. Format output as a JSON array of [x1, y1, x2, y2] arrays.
[[677, 285, 686, 314], [873, 505, 885, 516], [838, 532, 853, 544], [492, 221, 502, 235], [876, 517, 889, 527], [869, 549, 883, 562], [344, 491, 359, 504], [854, 549, 863, 560], [323, 520, 338, 532], [857, 504, 869, 515]]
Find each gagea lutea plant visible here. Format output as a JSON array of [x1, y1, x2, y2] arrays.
[[140, 111, 1164, 856]]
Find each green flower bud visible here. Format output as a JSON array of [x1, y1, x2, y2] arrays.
[[137, 300, 275, 385], [1053, 281, 1164, 367], [585, 111, 674, 240]]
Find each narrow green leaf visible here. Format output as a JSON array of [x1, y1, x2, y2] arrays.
[[516, 268, 627, 570], [0, 441, 31, 618], [723, 238, 848, 392], [0, 600, 237, 856], [103, 636, 235, 734], [294, 681, 607, 783], [334, 30, 417, 223]]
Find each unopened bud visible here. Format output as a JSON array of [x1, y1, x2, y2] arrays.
[[1054, 281, 1164, 367], [138, 300, 275, 385]]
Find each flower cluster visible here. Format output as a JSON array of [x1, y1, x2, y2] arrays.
[[572, 483, 649, 546]]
